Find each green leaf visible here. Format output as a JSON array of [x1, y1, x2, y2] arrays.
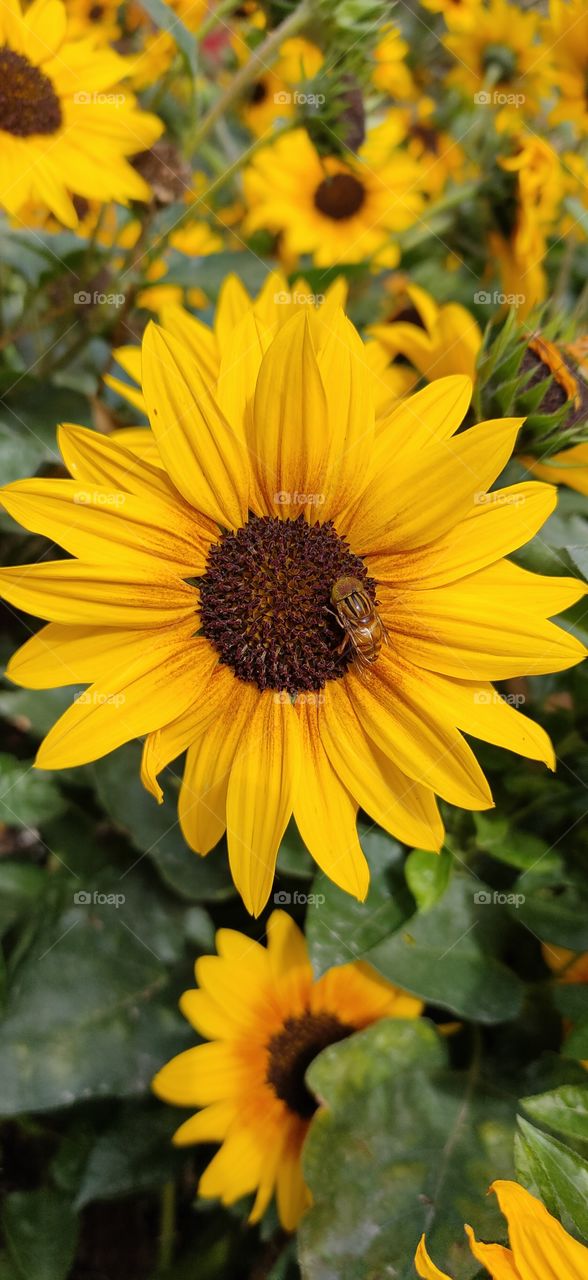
[[0, 900, 190, 1115], [473, 814, 561, 873], [365, 875, 524, 1023], [515, 1116, 588, 1241], [522, 1084, 588, 1146], [0, 862, 45, 937], [136, 0, 198, 76], [404, 847, 451, 910], [0, 686, 75, 739], [2, 1190, 78, 1280], [75, 1105, 181, 1208], [305, 825, 413, 975], [299, 1019, 515, 1280], [91, 744, 234, 902], [516, 877, 588, 951], [0, 755, 65, 828], [563, 1017, 588, 1061]]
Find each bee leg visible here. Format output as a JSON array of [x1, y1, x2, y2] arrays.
[[335, 633, 350, 657]]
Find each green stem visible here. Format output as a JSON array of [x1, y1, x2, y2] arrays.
[[188, 0, 311, 153], [197, 0, 241, 43], [398, 181, 481, 254], [198, 120, 296, 203], [158, 1180, 176, 1274]]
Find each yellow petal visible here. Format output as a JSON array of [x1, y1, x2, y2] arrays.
[[0, 561, 197, 627], [7, 623, 176, 690], [415, 1235, 454, 1280], [294, 700, 369, 900], [152, 1043, 239, 1107], [199, 1124, 265, 1205], [172, 1101, 236, 1146], [141, 322, 248, 528], [159, 303, 219, 386], [312, 308, 375, 519], [36, 632, 213, 769], [368, 482, 557, 589], [178, 681, 259, 853], [348, 415, 524, 553], [251, 311, 329, 521], [1, 479, 210, 576], [140, 663, 237, 803], [266, 909, 310, 979], [388, 561, 587, 679], [320, 678, 444, 849], [226, 692, 300, 916], [464, 1226, 520, 1279], [375, 375, 472, 458], [214, 275, 252, 349], [346, 652, 493, 811], [491, 1180, 588, 1280], [58, 423, 188, 508]]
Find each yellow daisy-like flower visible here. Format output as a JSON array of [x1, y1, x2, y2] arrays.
[[372, 24, 417, 99], [243, 127, 424, 267], [0, 295, 585, 915], [444, 0, 554, 124], [416, 1179, 588, 1278], [152, 910, 422, 1231], [0, 0, 163, 228], [369, 283, 482, 382], [66, 0, 122, 43], [545, 0, 588, 135], [421, 0, 481, 22], [238, 36, 323, 138]]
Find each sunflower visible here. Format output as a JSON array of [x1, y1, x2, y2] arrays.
[[443, 0, 554, 125], [238, 37, 323, 138], [416, 1179, 588, 1278], [372, 24, 417, 99], [243, 127, 424, 267], [0, 0, 163, 228], [545, 0, 588, 135], [104, 271, 403, 427], [369, 282, 482, 382], [152, 910, 422, 1231], [0, 297, 585, 914], [66, 0, 122, 44], [420, 0, 481, 22], [519, 337, 588, 495]]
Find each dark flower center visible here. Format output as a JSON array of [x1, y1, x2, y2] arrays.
[[0, 48, 62, 138], [198, 514, 375, 695], [249, 80, 268, 105], [266, 1012, 355, 1119], [314, 173, 365, 220]]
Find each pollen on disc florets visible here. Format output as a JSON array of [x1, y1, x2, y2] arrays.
[[0, 48, 63, 137], [265, 1011, 355, 1119], [198, 514, 376, 696]]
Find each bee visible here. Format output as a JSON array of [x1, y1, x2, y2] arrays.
[[330, 576, 388, 669]]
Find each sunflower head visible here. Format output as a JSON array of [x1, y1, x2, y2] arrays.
[[152, 910, 423, 1232]]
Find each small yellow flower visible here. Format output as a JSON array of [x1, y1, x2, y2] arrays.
[[415, 1179, 588, 1278], [369, 283, 482, 382], [153, 910, 422, 1232], [243, 127, 424, 267], [0, 0, 162, 228], [444, 0, 555, 125], [372, 24, 417, 98], [544, 0, 588, 135]]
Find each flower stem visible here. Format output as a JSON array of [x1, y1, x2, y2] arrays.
[[188, 0, 311, 153]]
